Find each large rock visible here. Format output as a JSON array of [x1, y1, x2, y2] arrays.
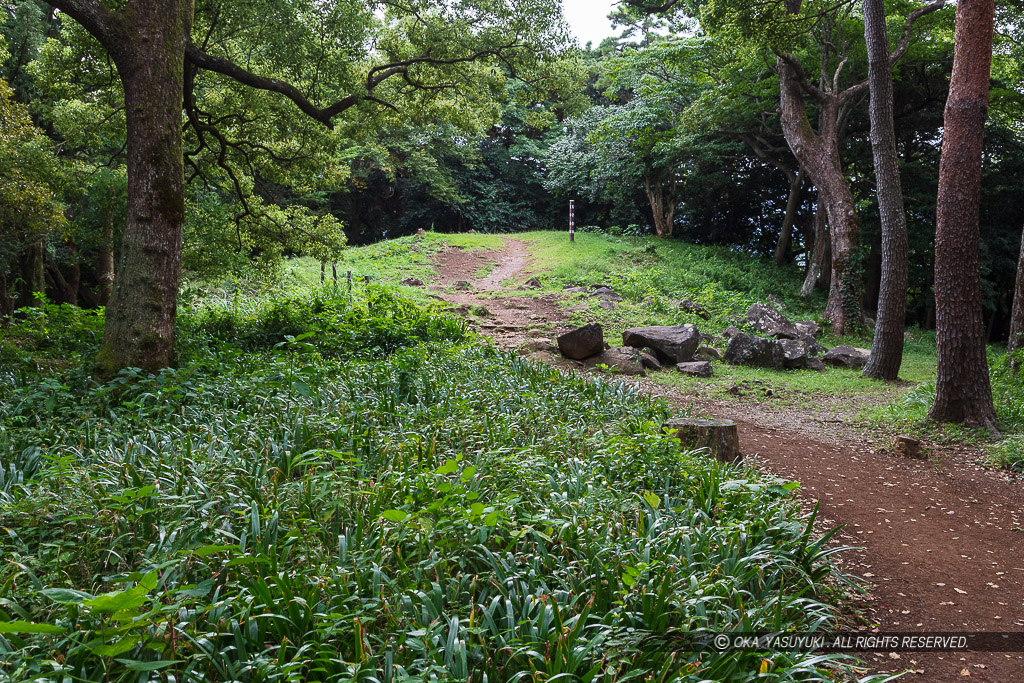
[[778, 339, 815, 370], [557, 323, 604, 360], [592, 286, 624, 302], [622, 324, 701, 364], [723, 333, 785, 370], [676, 361, 713, 378], [822, 345, 871, 369], [804, 357, 827, 372], [639, 349, 662, 371], [794, 320, 822, 338], [722, 325, 744, 339], [585, 347, 646, 376], [745, 303, 791, 334]]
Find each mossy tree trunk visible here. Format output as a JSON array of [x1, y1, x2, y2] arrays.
[[50, 0, 194, 375], [15, 241, 45, 309]]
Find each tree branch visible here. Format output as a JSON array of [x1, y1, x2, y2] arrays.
[[46, 0, 119, 51], [891, 0, 946, 64], [186, 40, 523, 129], [836, 0, 944, 104], [184, 44, 356, 128]]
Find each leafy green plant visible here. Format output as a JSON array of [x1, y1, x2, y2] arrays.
[[0, 283, 877, 681]]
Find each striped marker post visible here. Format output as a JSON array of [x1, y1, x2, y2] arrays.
[[569, 200, 575, 242]]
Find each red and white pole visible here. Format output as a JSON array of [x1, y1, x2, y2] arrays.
[[569, 200, 575, 242]]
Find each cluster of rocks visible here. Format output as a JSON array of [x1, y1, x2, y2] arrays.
[[550, 322, 711, 377], [539, 302, 872, 377]]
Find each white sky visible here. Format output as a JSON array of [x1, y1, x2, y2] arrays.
[[562, 0, 618, 47]]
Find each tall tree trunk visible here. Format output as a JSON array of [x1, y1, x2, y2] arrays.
[[1007, 225, 1024, 371], [96, 208, 115, 305], [801, 197, 831, 297], [643, 172, 672, 238], [928, 0, 997, 431], [862, 233, 882, 316], [94, 1, 193, 376], [15, 241, 45, 309], [777, 60, 863, 333], [862, 0, 910, 380], [0, 272, 13, 317], [773, 169, 802, 267]]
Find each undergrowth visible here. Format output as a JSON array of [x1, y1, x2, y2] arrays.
[[0, 287, 883, 681]]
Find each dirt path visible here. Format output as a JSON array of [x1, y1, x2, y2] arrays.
[[431, 240, 567, 348], [432, 238, 1024, 681]]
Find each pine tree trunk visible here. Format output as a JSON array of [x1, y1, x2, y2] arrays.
[[862, 0, 909, 380], [774, 169, 802, 267], [1007, 225, 1024, 371], [777, 58, 862, 333], [928, 0, 997, 431], [94, 1, 193, 376]]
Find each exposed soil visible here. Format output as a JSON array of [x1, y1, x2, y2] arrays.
[[431, 238, 1024, 682], [430, 241, 567, 348]]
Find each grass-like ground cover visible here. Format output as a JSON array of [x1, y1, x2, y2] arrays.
[[0, 287, 888, 681], [272, 232, 1024, 461]]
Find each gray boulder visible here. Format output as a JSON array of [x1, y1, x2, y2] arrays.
[[676, 361, 713, 378], [822, 345, 871, 369], [722, 325, 744, 339], [745, 303, 791, 334], [804, 358, 827, 372], [585, 347, 646, 376], [557, 323, 605, 360], [794, 320, 822, 338], [723, 333, 785, 370], [639, 348, 662, 371], [622, 324, 701, 364], [592, 286, 624, 302], [778, 339, 814, 369]]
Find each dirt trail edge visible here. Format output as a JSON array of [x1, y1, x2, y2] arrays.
[[433, 238, 1024, 682]]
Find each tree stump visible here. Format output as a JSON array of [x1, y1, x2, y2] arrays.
[[893, 435, 923, 460], [663, 418, 743, 465]]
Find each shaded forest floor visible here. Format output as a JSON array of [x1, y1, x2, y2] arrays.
[[417, 235, 1024, 682]]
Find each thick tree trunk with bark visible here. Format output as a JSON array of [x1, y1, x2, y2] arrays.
[[46, 253, 80, 306], [96, 210, 115, 305], [643, 172, 676, 238], [801, 198, 831, 297], [0, 272, 13, 317], [1008, 225, 1024, 371], [862, 0, 909, 380], [15, 241, 45, 309], [928, 0, 997, 431], [93, 1, 193, 375], [773, 169, 802, 267], [777, 58, 863, 334]]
